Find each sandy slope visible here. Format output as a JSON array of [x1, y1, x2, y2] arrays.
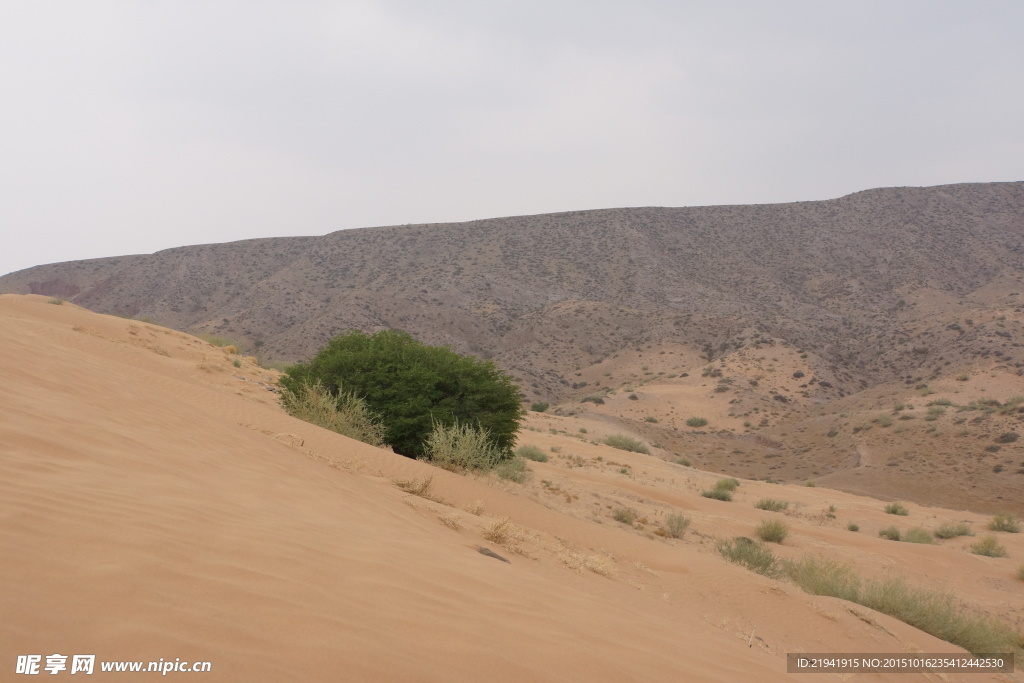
[[1, 295, 1019, 681]]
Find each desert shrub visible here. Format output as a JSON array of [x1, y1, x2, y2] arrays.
[[280, 330, 522, 459], [904, 527, 934, 544], [47, 297, 64, 305], [873, 414, 893, 427], [989, 513, 1021, 533], [971, 536, 1007, 557], [495, 456, 529, 483], [934, 522, 973, 539], [756, 519, 789, 544], [612, 508, 636, 525], [783, 556, 1022, 658], [425, 422, 505, 472], [716, 477, 740, 492], [663, 513, 691, 538], [603, 434, 650, 454], [627, 393, 639, 400], [581, 395, 605, 404], [783, 556, 860, 602], [717, 537, 778, 576], [674, 457, 691, 466], [994, 432, 1020, 444], [644, 416, 658, 423], [754, 498, 789, 512], [884, 502, 910, 516], [280, 381, 387, 447], [515, 445, 548, 462], [847, 523, 860, 532], [530, 401, 549, 413], [686, 417, 708, 427], [805, 480, 816, 487], [879, 526, 901, 541], [232, 357, 241, 368], [701, 487, 732, 501], [1017, 565, 1024, 582]]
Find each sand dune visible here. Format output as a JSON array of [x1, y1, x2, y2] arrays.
[[1, 295, 1019, 681]]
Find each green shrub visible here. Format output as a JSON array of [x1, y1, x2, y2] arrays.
[[612, 508, 636, 525], [904, 527, 934, 544], [232, 357, 242, 368], [425, 421, 506, 472], [805, 480, 816, 487], [756, 519, 789, 544], [663, 513, 691, 538], [884, 502, 910, 516], [602, 434, 650, 454], [989, 513, 1020, 533], [879, 526, 901, 541], [717, 537, 778, 576], [685, 417, 708, 428], [847, 523, 860, 532], [644, 416, 658, 423], [280, 330, 522, 459], [783, 555, 860, 602], [47, 297, 64, 305], [515, 445, 548, 462], [716, 477, 740, 491], [971, 536, 1007, 557], [280, 380, 387, 447], [754, 498, 789, 512], [673, 457, 691, 467], [530, 401, 549, 413], [934, 522, 973, 539]]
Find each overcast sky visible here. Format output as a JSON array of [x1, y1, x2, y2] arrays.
[[2, 1, 1022, 276]]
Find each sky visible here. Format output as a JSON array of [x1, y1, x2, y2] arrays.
[[2, 1, 1022, 277]]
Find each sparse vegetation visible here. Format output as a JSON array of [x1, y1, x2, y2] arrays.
[[425, 421, 505, 472], [702, 478, 739, 501], [685, 417, 708, 428], [879, 526, 901, 541], [515, 445, 548, 462], [755, 519, 789, 543], [847, 523, 859, 532], [754, 498, 789, 512], [934, 522, 973, 539], [280, 380, 387, 447], [530, 401, 549, 413], [663, 513, 691, 538], [47, 297, 64, 305], [884, 502, 910, 516], [717, 537, 778, 576], [971, 536, 1008, 558], [602, 434, 650, 454], [495, 456, 529, 483], [673, 457, 691, 467], [989, 513, 1021, 533], [782, 556, 1023, 658]]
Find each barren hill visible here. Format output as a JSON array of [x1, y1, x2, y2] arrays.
[[3, 181, 1024, 513], [2, 295, 1021, 681]]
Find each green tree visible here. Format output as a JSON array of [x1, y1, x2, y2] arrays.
[[281, 330, 523, 458]]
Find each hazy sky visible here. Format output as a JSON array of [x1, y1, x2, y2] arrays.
[[2, 1, 1022, 276]]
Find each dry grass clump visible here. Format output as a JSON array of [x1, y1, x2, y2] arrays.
[[47, 297, 64, 305], [425, 422, 505, 472], [1017, 565, 1024, 582], [437, 512, 463, 530], [755, 519, 789, 544], [463, 500, 485, 516], [754, 498, 789, 512], [971, 535, 1008, 558], [717, 537, 779, 576], [482, 517, 529, 555], [783, 556, 1023, 659], [663, 513, 691, 539], [989, 513, 1020, 533], [934, 521, 974, 539], [612, 508, 637, 525], [602, 434, 650, 454], [556, 541, 616, 576], [884, 502, 910, 516], [879, 526, 901, 541], [280, 380, 387, 447], [394, 476, 434, 497]]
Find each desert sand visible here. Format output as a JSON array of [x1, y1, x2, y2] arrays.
[[1, 295, 1020, 681]]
